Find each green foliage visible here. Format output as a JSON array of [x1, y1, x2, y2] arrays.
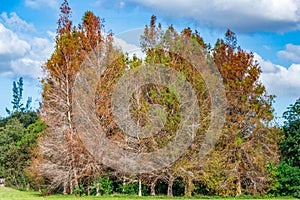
[[90, 176, 114, 196], [0, 77, 43, 189], [11, 77, 24, 112], [154, 181, 168, 195], [73, 182, 86, 196], [0, 118, 26, 187], [269, 98, 300, 198], [21, 119, 45, 149], [117, 181, 148, 196], [281, 98, 300, 167], [0, 111, 38, 128], [276, 162, 300, 198], [0, 114, 45, 189], [265, 162, 280, 195], [117, 182, 139, 195], [172, 179, 185, 196], [6, 77, 32, 115]]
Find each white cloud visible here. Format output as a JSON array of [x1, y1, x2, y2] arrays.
[[11, 58, 43, 78], [93, 0, 126, 9], [14, 37, 53, 78], [1, 12, 35, 32], [113, 29, 145, 59], [119, 1, 125, 8], [255, 53, 300, 98], [0, 22, 53, 79], [0, 13, 54, 79], [25, 0, 58, 9], [130, 0, 300, 32], [47, 30, 56, 39], [277, 44, 300, 62], [114, 37, 143, 55], [10, 37, 53, 79], [0, 23, 30, 60]]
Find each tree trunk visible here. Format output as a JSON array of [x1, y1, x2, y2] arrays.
[[236, 176, 242, 196], [138, 177, 142, 196], [167, 176, 174, 196], [96, 185, 100, 196], [150, 177, 159, 196], [70, 181, 73, 194], [73, 169, 79, 190], [150, 180, 156, 196], [184, 176, 194, 197], [63, 182, 68, 194], [26, 183, 30, 190], [122, 176, 126, 194]]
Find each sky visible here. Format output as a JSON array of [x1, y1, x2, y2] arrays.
[[0, 0, 300, 125]]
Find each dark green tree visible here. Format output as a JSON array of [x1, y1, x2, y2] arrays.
[[0, 117, 45, 189], [282, 98, 300, 167], [6, 77, 32, 115], [12, 77, 23, 111], [0, 111, 38, 128], [0, 119, 25, 187], [276, 98, 300, 198], [1, 77, 38, 129]]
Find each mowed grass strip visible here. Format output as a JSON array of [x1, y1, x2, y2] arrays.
[[0, 187, 41, 200], [0, 187, 297, 200]]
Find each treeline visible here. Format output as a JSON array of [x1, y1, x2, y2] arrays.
[[0, 0, 299, 198]]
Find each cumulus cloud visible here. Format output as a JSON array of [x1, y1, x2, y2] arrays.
[[1, 12, 35, 32], [11, 58, 43, 78], [113, 29, 145, 59], [114, 37, 144, 58], [0, 22, 53, 79], [129, 0, 300, 32], [277, 44, 300, 62], [255, 53, 300, 98], [25, 0, 58, 9], [0, 23, 30, 62], [0, 23, 24, 75], [12, 37, 53, 78]]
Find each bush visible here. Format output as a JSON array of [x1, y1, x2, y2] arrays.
[[90, 176, 114, 196], [73, 182, 86, 196], [117, 182, 138, 195], [173, 179, 185, 196], [277, 162, 300, 198]]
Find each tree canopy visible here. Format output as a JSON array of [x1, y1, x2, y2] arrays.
[[1, 0, 295, 198]]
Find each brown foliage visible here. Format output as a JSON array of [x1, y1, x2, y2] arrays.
[[34, 2, 109, 193], [200, 30, 280, 196], [34, 7, 280, 196]]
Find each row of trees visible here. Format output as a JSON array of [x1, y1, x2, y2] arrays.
[[0, 76, 298, 196], [1, 0, 299, 197]]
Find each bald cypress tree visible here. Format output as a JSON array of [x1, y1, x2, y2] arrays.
[[34, 0, 109, 193]]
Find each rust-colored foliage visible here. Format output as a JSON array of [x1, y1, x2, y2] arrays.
[[34, 1, 110, 194], [202, 29, 280, 196], [34, 6, 280, 196]]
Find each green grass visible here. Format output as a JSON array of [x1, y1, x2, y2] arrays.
[[0, 187, 297, 200]]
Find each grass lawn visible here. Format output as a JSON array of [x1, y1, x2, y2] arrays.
[[0, 187, 297, 200]]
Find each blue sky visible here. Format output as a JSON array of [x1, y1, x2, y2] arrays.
[[0, 0, 300, 124]]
